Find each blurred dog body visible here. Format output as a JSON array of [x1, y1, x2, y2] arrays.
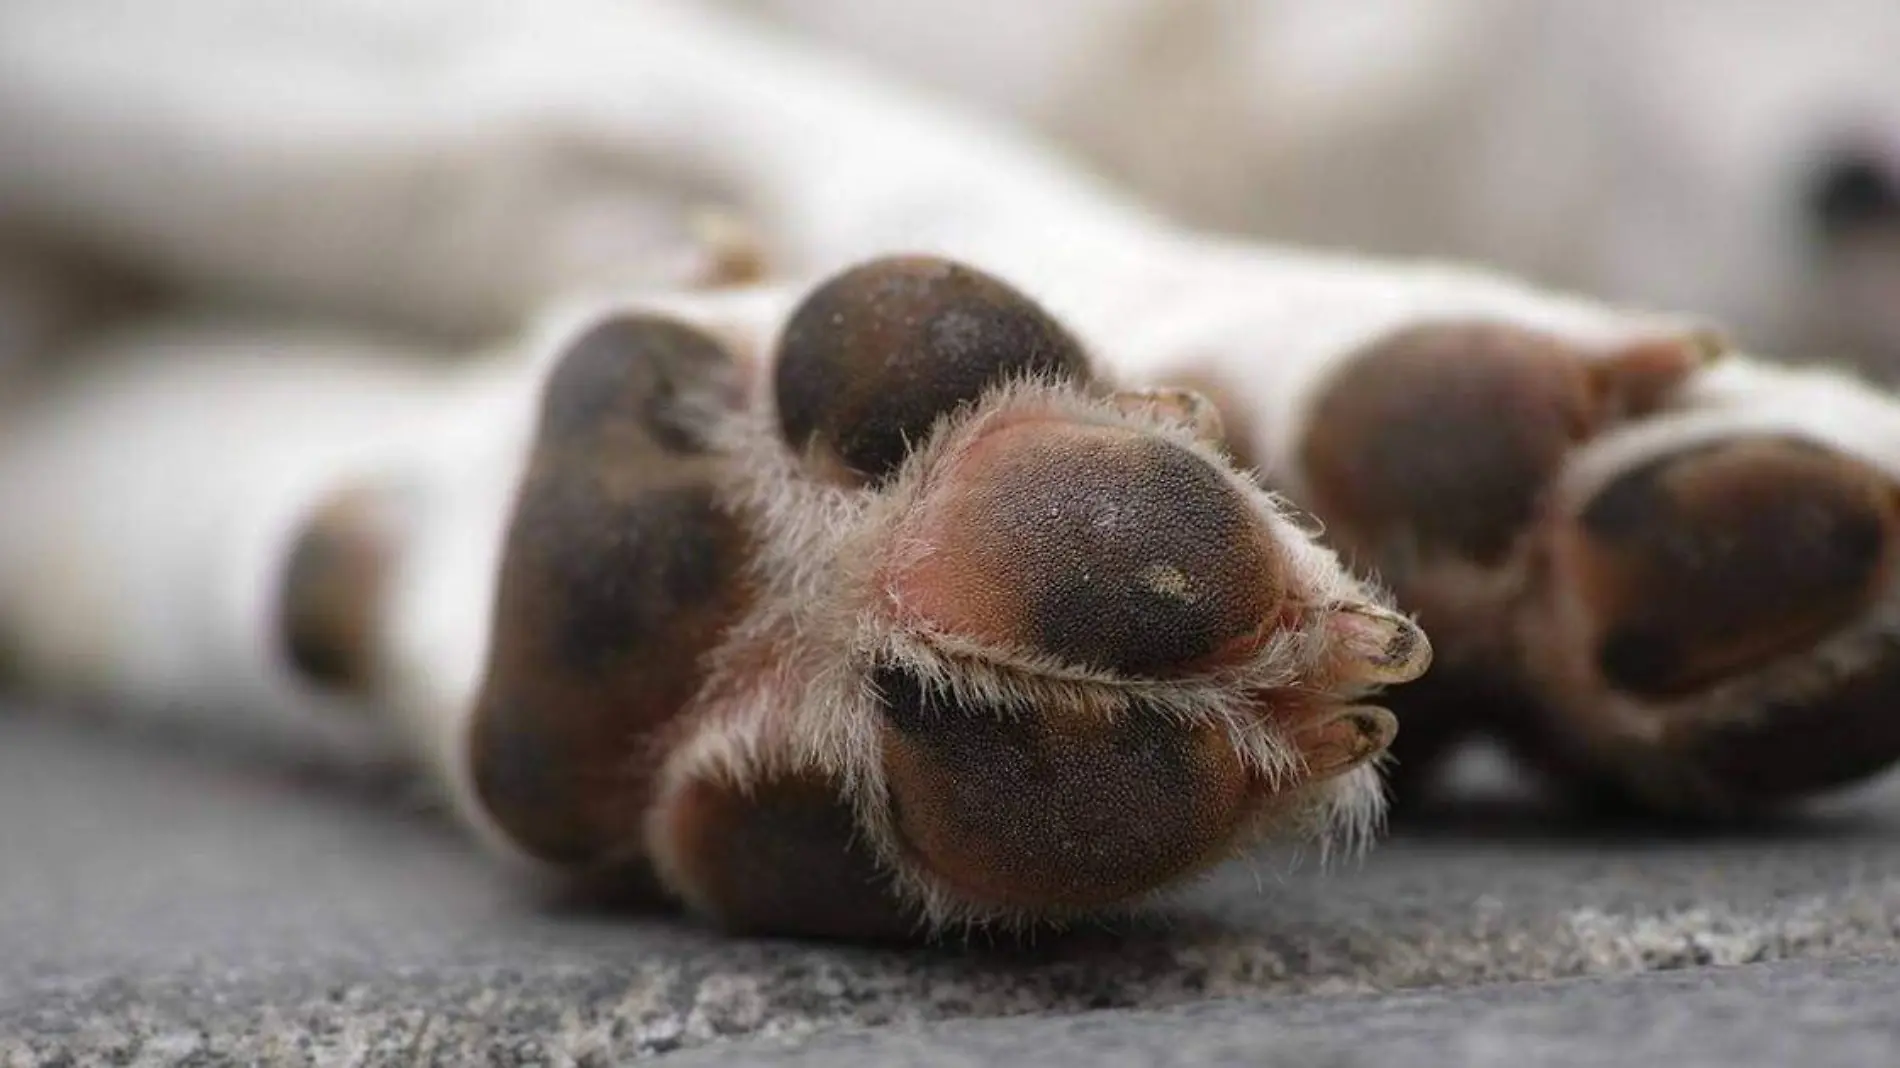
[[9, 0, 1900, 364], [0, 0, 1162, 347], [725, 0, 1900, 371]]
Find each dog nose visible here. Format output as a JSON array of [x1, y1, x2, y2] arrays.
[[1806, 145, 1900, 244]]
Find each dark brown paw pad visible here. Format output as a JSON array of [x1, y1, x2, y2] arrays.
[[471, 314, 757, 866], [1501, 433, 1900, 812], [872, 666, 1253, 911], [538, 313, 747, 454], [1301, 321, 1708, 573], [887, 418, 1285, 677], [774, 255, 1093, 486], [278, 487, 402, 693], [1563, 436, 1900, 698], [1673, 646, 1900, 803], [658, 772, 918, 939]]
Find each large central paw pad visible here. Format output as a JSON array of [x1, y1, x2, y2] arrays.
[[471, 314, 756, 866], [1569, 437, 1898, 699], [1538, 432, 1900, 806]]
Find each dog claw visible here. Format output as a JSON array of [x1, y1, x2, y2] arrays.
[[1327, 602, 1433, 687], [1295, 705, 1400, 781]]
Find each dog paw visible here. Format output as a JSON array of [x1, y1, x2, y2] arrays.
[[460, 255, 1428, 936], [1298, 321, 1900, 814]]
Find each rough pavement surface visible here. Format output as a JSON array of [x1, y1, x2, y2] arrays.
[[4, 704, 1900, 1065]]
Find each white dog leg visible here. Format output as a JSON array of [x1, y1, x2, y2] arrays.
[[0, 0, 1163, 339]]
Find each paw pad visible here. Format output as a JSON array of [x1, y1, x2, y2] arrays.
[[1302, 321, 1708, 572], [890, 420, 1283, 677], [774, 255, 1092, 485], [472, 314, 756, 865], [873, 666, 1251, 910], [661, 772, 915, 938], [1569, 436, 1898, 698], [278, 488, 399, 693]]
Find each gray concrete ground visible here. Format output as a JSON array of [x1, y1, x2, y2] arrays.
[[3, 704, 1899, 1065], [678, 956, 1900, 1068]]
